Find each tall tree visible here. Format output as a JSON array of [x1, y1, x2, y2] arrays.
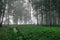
[[0, 0, 6, 27], [29, 0, 60, 25], [29, 0, 42, 25]]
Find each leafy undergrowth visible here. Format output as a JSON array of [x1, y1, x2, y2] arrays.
[[0, 25, 60, 40]]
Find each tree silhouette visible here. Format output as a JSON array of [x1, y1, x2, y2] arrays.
[[0, 0, 6, 27], [29, 0, 60, 25]]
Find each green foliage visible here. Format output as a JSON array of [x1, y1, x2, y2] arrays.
[[0, 25, 60, 40]]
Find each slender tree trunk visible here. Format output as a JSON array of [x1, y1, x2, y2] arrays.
[[46, 0, 49, 25], [7, 2, 9, 25], [56, 0, 59, 25], [0, 0, 6, 27], [41, 0, 44, 25], [49, 0, 51, 26], [37, 10, 39, 25]]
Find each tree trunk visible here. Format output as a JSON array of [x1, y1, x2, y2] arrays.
[[0, 0, 6, 27], [37, 10, 39, 25]]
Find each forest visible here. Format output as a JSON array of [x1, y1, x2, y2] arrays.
[[0, 0, 60, 25], [0, 0, 60, 40]]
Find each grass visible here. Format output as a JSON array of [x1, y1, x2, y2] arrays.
[[0, 25, 60, 40]]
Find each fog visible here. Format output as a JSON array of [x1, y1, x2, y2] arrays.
[[3, 0, 37, 24]]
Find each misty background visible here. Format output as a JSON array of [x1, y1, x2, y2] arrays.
[[3, 0, 37, 24], [1, 0, 60, 25]]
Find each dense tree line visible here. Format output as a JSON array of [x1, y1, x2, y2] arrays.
[[0, 0, 60, 25], [3, 0, 31, 24], [29, 0, 60, 25]]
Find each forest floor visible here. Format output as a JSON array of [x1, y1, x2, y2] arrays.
[[0, 25, 60, 40]]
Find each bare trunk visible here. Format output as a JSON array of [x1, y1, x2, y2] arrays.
[[37, 10, 39, 25], [0, 0, 6, 27]]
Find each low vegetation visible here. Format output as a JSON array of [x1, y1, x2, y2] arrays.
[[0, 25, 60, 40]]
